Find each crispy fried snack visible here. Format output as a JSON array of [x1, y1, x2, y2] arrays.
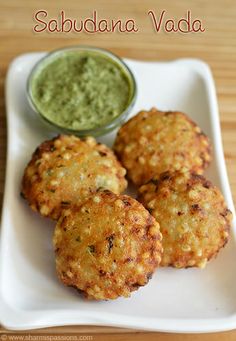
[[53, 191, 163, 300], [21, 135, 127, 220], [138, 171, 232, 269], [114, 108, 211, 186]]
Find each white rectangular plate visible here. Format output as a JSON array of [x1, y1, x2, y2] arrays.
[[0, 53, 235, 332]]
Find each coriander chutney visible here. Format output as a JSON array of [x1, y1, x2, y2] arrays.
[[30, 49, 134, 131]]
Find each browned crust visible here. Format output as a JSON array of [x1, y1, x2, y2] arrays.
[[53, 191, 163, 300], [113, 108, 212, 186], [138, 170, 232, 269], [21, 135, 127, 220]]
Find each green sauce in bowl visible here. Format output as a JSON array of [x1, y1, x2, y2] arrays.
[[28, 46, 136, 136]]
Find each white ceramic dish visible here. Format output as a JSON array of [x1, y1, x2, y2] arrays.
[[0, 53, 235, 332]]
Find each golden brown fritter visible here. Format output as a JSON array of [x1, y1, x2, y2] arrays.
[[53, 191, 163, 300], [21, 135, 127, 220], [114, 108, 211, 186], [138, 171, 232, 269]]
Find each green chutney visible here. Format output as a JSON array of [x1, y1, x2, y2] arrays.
[[30, 51, 132, 130]]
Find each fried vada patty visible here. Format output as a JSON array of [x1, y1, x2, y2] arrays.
[[53, 191, 163, 300], [114, 108, 211, 186], [138, 171, 232, 269], [21, 135, 127, 220]]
